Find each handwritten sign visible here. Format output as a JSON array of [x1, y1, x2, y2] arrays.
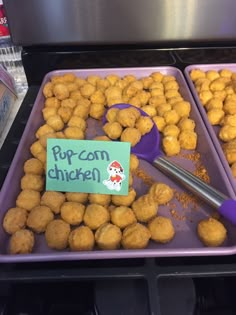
[[46, 139, 131, 195]]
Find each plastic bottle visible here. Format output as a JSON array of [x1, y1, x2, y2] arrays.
[[0, 0, 28, 95]]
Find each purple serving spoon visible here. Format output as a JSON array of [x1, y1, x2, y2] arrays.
[[103, 103, 236, 225]]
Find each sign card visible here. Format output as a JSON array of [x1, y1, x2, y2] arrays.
[[46, 139, 131, 195]]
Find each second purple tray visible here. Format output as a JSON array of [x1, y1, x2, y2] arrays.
[[0, 66, 235, 263], [185, 64, 236, 196]]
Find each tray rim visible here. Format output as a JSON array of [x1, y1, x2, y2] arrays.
[[184, 63, 236, 195], [1, 65, 236, 263]]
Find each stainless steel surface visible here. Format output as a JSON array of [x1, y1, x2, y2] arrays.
[[154, 156, 227, 209], [4, 0, 236, 46]]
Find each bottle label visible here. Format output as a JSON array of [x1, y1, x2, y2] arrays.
[[0, 5, 10, 37]]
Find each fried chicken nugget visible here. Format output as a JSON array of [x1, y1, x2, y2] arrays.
[[41, 191, 66, 214], [69, 226, 95, 251], [65, 192, 88, 204], [95, 223, 122, 250], [68, 115, 86, 131], [9, 229, 35, 254], [88, 193, 111, 206], [3, 207, 28, 235], [135, 116, 154, 136], [132, 194, 157, 222], [110, 206, 137, 229], [149, 182, 174, 205], [53, 84, 70, 100], [57, 106, 73, 123], [197, 217, 227, 247], [106, 108, 119, 123], [64, 127, 84, 140], [73, 104, 90, 119], [43, 82, 53, 98], [36, 124, 54, 139], [45, 219, 71, 250], [116, 108, 138, 128], [23, 158, 44, 175], [120, 128, 141, 147], [20, 174, 44, 192], [129, 154, 139, 173], [45, 97, 61, 109], [42, 107, 58, 121], [60, 202, 85, 225], [121, 223, 151, 249], [27, 205, 54, 233], [148, 216, 175, 243], [111, 188, 136, 207], [103, 121, 123, 140], [162, 136, 180, 156], [178, 130, 197, 150], [83, 204, 110, 230], [16, 190, 41, 211], [89, 103, 105, 120], [46, 115, 64, 131]]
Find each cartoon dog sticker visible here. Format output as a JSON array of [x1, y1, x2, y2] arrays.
[[103, 160, 126, 191]]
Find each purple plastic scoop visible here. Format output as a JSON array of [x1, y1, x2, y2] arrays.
[[104, 104, 236, 225]]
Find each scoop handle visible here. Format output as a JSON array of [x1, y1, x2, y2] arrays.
[[153, 156, 236, 223]]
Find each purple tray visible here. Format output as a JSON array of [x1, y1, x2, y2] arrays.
[[184, 64, 236, 196], [0, 66, 235, 263]]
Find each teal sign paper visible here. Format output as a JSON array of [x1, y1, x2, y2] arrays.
[[46, 139, 131, 195]]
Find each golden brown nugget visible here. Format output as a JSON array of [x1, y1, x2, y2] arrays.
[[60, 202, 85, 225], [120, 128, 141, 147], [148, 216, 175, 243], [42, 107, 58, 121], [121, 223, 151, 249], [57, 106, 73, 123], [152, 116, 166, 132], [35, 124, 54, 139], [43, 82, 53, 98], [162, 136, 180, 156], [68, 116, 86, 131], [26, 205, 54, 233], [103, 122, 123, 140], [69, 226, 95, 251], [16, 189, 41, 211], [106, 108, 119, 123], [177, 117, 195, 131], [9, 229, 35, 254], [93, 135, 111, 141], [132, 194, 157, 222], [61, 98, 77, 109], [46, 115, 64, 131], [80, 83, 96, 98], [64, 126, 84, 140], [116, 108, 137, 128], [41, 191, 66, 214], [95, 223, 122, 250], [135, 116, 154, 136], [20, 174, 44, 192], [149, 182, 174, 205], [45, 219, 71, 250], [39, 132, 57, 148], [162, 125, 180, 137], [110, 206, 137, 229], [73, 104, 90, 119], [52, 83, 70, 100], [83, 204, 110, 230], [129, 154, 139, 173], [197, 217, 227, 247], [44, 97, 60, 109], [89, 103, 105, 120], [178, 130, 197, 150], [3, 207, 28, 235], [111, 188, 136, 207], [65, 192, 88, 204], [23, 158, 44, 176], [88, 194, 111, 206]]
